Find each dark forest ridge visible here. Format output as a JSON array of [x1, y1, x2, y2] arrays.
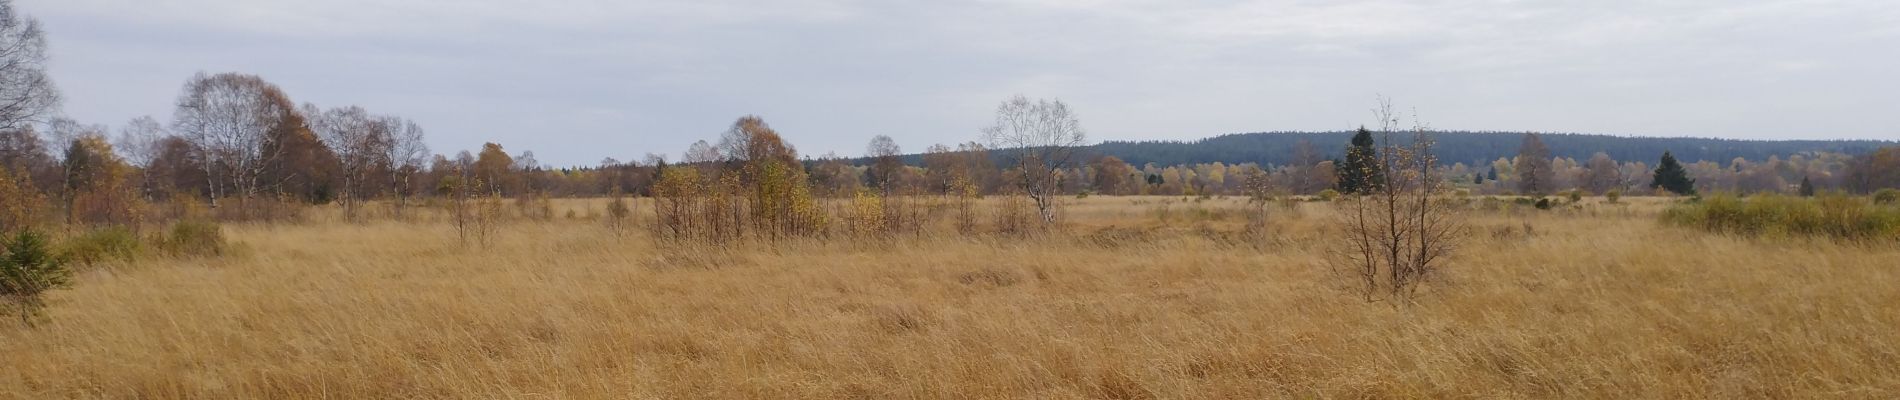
[[1096, 130, 1896, 167], [869, 130, 1896, 169]]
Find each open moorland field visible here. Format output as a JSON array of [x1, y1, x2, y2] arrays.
[[2, 196, 1897, 399]]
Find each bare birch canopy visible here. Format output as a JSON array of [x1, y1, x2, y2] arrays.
[[169, 72, 293, 201], [0, 0, 58, 131], [982, 95, 1086, 222]]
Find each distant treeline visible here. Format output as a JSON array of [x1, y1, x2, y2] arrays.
[[860, 131, 1893, 170], [5, 0, 1900, 234], [1050, 131, 1890, 169]]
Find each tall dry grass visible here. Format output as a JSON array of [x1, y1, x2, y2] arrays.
[[2, 197, 1897, 398]]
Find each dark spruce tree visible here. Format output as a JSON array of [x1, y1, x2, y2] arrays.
[[1650, 151, 1696, 196], [1799, 176, 1815, 197], [1336, 126, 1382, 194]]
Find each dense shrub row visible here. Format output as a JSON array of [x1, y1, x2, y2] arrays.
[[1662, 194, 1900, 241], [55, 221, 229, 265]]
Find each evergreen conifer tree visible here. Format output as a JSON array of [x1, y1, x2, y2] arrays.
[[1650, 151, 1696, 196], [1337, 126, 1382, 194]]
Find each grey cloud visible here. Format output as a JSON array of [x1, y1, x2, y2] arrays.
[[19, 0, 1900, 165]]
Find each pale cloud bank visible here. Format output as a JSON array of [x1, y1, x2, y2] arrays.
[[19, 0, 1900, 165]]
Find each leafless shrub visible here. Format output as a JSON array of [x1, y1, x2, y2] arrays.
[[845, 189, 886, 237], [604, 192, 634, 236], [474, 193, 504, 244], [993, 192, 1041, 236], [951, 177, 981, 235], [514, 192, 553, 221], [880, 192, 927, 236], [1242, 167, 1274, 235], [1331, 100, 1468, 302], [704, 174, 744, 243], [648, 166, 753, 244], [444, 174, 501, 246], [650, 167, 700, 242]]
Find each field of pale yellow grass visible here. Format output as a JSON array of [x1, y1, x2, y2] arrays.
[[2, 196, 1897, 398]]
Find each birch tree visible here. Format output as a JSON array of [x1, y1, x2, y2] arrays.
[[170, 72, 295, 207], [981, 95, 1085, 224]]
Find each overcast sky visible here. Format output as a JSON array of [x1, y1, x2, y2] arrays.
[[18, 0, 1900, 166]]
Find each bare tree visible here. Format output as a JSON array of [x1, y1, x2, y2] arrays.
[[513, 150, 540, 172], [1583, 152, 1622, 195], [715, 116, 799, 181], [1333, 99, 1467, 302], [515, 150, 550, 194], [307, 106, 422, 214], [1289, 139, 1325, 194], [309, 105, 383, 214], [44, 118, 105, 159], [866, 135, 901, 194], [141, 135, 202, 198], [113, 116, 167, 170], [683, 140, 720, 165], [170, 72, 296, 207], [0, 126, 53, 189], [383, 116, 427, 213], [681, 139, 722, 186], [1091, 156, 1134, 196], [0, 1, 59, 131], [981, 95, 1086, 224], [956, 142, 993, 192], [807, 153, 858, 197], [1514, 132, 1555, 196], [919, 144, 953, 193]]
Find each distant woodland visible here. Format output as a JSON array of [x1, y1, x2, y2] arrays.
[[3, 0, 1899, 232], [1085, 131, 1893, 168]]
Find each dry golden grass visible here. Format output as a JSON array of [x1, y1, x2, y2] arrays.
[[3, 196, 1898, 398]]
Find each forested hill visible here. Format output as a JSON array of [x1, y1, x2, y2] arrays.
[[1086, 131, 1895, 168]]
